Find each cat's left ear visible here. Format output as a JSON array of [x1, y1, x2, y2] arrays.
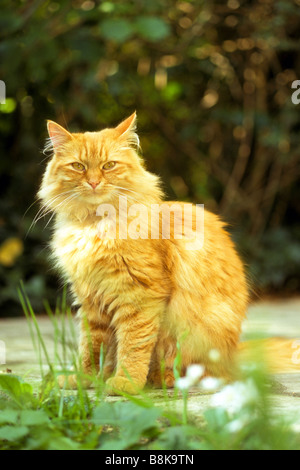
[[46, 120, 73, 153], [115, 112, 139, 147]]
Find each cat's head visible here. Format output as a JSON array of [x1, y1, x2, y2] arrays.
[[38, 113, 163, 220]]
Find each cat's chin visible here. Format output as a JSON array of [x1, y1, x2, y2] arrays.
[[81, 194, 102, 204], [79, 191, 117, 209]]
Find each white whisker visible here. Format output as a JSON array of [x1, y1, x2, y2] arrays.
[[32, 190, 74, 223], [108, 185, 142, 204], [43, 193, 79, 229], [108, 184, 140, 196], [27, 190, 79, 236], [112, 190, 140, 205]]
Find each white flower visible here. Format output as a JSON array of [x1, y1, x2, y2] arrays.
[[186, 364, 205, 382], [208, 349, 221, 363], [211, 378, 260, 416], [175, 377, 191, 391], [175, 364, 205, 391], [199, 376, 223, 391]]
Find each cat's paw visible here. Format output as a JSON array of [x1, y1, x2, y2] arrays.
[[164, 370, 175, 388], [57, 374, 92, 389], [57, 374, 78, 389], [147, 369, 175, 388], [105, 376, 141, 395]]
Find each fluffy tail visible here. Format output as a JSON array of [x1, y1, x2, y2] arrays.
[[238, 338, 300, 373]]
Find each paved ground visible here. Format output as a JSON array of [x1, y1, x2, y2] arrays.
[[0, 298, 300, 425]]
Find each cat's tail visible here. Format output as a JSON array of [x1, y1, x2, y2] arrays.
[[237, 338, 300, 373]]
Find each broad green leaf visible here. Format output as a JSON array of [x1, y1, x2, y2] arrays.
[[99, 438, 131, 451], [0, 409, 19, 425], [157, 425, 195, 450], [0, 375, 34, 407], [92, 401, 162, 446], [0, 375, 33, 398], [20, 410, 49, 426], [100, 19, 133, 42], [134, 16, 170, 41], [204, 407, 229, 431], [0, 375, 23, 396], [0, 425, 29, 442], [47, 435, 82, 451]]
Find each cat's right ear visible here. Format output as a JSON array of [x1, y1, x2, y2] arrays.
[[114, 112, 139, 148], [46, 120, 73, 153]]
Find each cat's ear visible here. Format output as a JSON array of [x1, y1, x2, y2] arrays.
[[46, 120, 73, 153], [115, 112, 139, 147]]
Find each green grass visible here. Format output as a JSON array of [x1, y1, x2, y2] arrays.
[[0, 286, 299, 450]]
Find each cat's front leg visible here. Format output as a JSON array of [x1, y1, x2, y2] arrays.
[[58, 310, 112, 389], [105, 305, 160, 395], [102, 334, 117, 380]]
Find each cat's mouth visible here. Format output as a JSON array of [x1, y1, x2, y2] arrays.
[[79, 186, 115, 205]]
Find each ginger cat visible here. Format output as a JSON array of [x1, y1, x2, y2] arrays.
[[38, 113, 249, 395]]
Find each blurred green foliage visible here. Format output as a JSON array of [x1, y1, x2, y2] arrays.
[[0, 0, 299, 316]]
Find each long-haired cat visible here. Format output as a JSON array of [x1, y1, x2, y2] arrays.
[[38, 113, 250, 394]]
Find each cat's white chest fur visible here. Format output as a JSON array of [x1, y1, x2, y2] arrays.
[[51, 216, 132, 308], [51, 217, 115, 282]]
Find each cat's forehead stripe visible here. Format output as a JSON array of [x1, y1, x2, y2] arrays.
[[80, 132, 108, 163]]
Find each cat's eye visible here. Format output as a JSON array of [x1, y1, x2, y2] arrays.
[[71, 162, 85, 171], [102, 161, 116, 170]]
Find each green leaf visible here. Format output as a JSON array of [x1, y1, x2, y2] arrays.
[[0, 375, 34, 406], [0, 375, 23, 396], [93, 401, 162, 447], [20, 410, 49, 426], [0, 425, 29, 442], [157, 425, 195, 450], [0, 375, 33, 396], [134, 16, 170, 42], [99, 438, 132, 451], [47, 435, 82, 451], [100, 19, 133, 42], [0, 409, 19, 424], [204, 408, 229, 431]]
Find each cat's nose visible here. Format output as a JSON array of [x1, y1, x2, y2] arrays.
[[88, 181, 100, 190]]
